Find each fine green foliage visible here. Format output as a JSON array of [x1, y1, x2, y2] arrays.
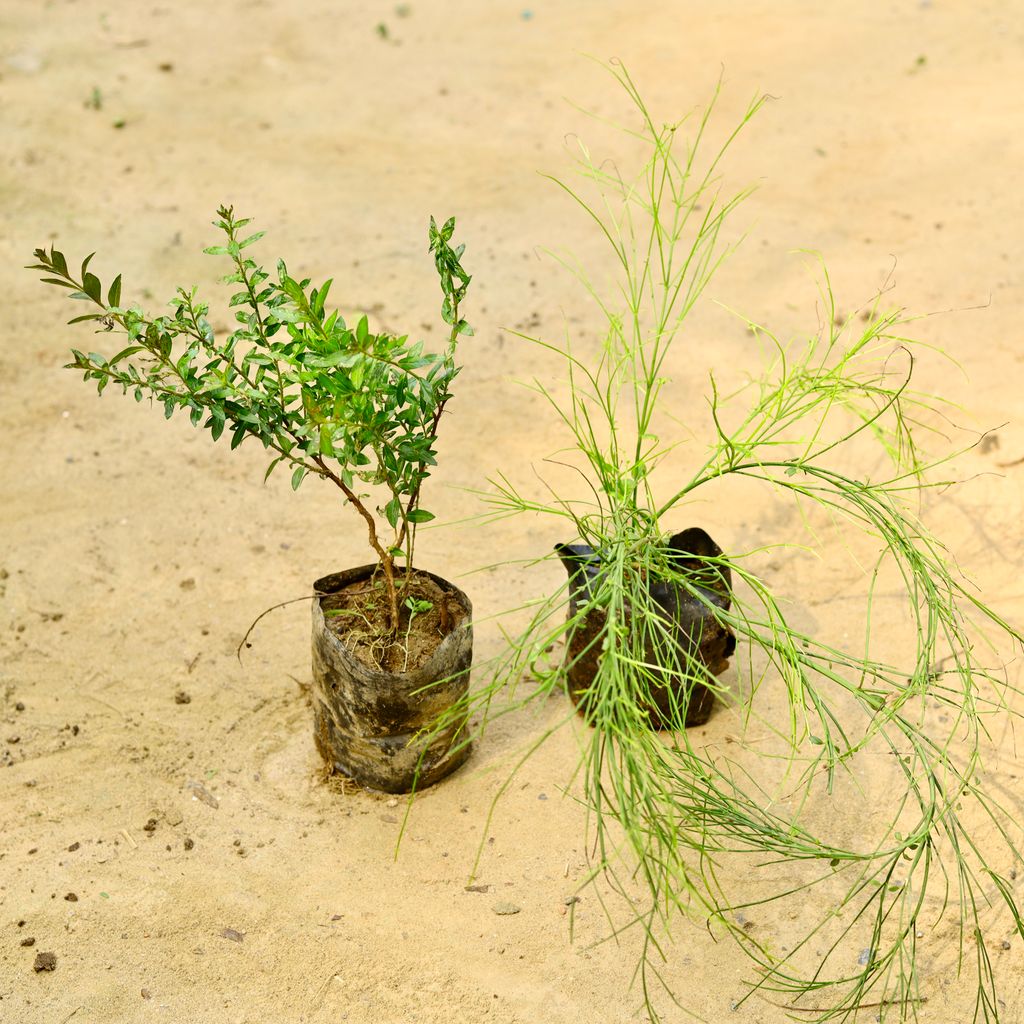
[[431, 63, 1024, 1021], [28, 208, 473, 630]]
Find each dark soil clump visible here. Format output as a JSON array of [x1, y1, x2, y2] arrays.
[[33, 951, 56, 972]]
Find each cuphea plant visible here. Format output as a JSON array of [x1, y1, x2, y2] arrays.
[[29, 208, 472, 632]]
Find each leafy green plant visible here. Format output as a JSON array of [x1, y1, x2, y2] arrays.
[[28, 208, 473, 633], [434, 63, 1024, 1022]]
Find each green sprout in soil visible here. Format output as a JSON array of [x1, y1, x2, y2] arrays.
[[431, 61, 1024, 1022], [28, 209, 472, 634]]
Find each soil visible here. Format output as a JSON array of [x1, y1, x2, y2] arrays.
[[3, 3, 1024, 1023], [320, 570, 466, 673]]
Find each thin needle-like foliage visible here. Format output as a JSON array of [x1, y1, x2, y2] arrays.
[[427, 61, 1024, 1022]]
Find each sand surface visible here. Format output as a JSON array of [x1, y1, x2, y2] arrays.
[[3, 2, 1024, 1021]]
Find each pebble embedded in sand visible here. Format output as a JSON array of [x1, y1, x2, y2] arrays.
[[33, 951, 57, 972], [5, 51, 46, 74]]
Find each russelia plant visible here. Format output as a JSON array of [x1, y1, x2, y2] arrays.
[[29, 208, 473, 633], [435, 62, 1024, 1022]]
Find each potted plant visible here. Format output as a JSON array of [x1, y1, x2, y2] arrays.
[[28, 208, 476, 793], [435, 64, 1024, 1021]]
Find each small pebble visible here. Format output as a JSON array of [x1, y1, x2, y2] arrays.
[[67, 842, 80, 852], [174, 690, 191, 705], [5, 51, 45, 74], [184, 837, 194, 851], [33, 951, 57, 972], [186, 779, 219, 809], [64, 892, 78, 902], [20, 937, 35, 947], [491, 902, 521, 916]]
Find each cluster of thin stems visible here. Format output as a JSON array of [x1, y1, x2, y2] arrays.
[[419, 61, 1024, 1023]]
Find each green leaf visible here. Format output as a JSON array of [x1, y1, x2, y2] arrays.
[[318, 425, 333, 455], [291, 465, 306, 490], [239, 231, 266, 249], [107, 274, 122, 307], [263, 455, 284, 482], [862, 692, 887, 712], [50, 249, 69, 277], [407, 508, 434, 524], [356, 315, 369, 345], [314, 278, 333, 315], [307, 350, 357, 369], [83, 272, 102, 304], [384, 496, 401, 528], [109, 344, 143, 363], [268, 306, 300, 324]]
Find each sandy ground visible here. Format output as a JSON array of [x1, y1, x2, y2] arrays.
[[3, 1, 1024, 1021]]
